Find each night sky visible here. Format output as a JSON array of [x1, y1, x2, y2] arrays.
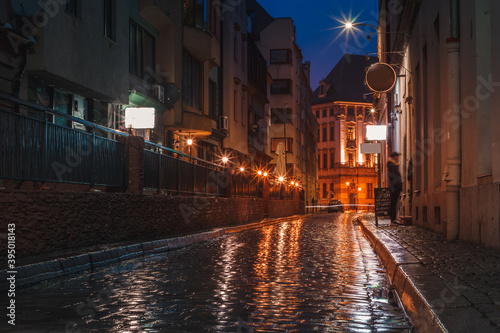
[[258, 0, 379, 90]]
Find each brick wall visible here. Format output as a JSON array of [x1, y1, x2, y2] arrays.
[[0, 191, 288, 262]]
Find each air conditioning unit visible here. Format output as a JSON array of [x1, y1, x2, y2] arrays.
[[153, 85, 165, 103], [219, 116, 229, 131]]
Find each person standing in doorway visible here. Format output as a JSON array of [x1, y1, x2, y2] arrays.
[[387, 152, 402, 223]]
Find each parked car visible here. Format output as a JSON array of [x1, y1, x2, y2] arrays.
[[327, 200, 344, 213]]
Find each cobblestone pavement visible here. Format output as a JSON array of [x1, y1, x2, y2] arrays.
[[362, 213, 500, 330], [4, 213, 412, 332]]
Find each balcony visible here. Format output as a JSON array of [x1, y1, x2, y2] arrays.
[[164, 111, 212, 137], [183, 0, 220, 65], [184, 26, 220, 65], [346, 139, 357, 148]]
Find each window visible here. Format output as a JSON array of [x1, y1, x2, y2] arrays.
[[322, 109, 327, 118], [330, 183, 334, 196], [184, 0, 205, 30], [329, 108, 334, 117], [271, 138, 293, 152], [271, 108, 292, 124], [315, 110, 320, 118], [104, 0, 116, 40], [367, 183, 373, 199], [241, 43, 245, 70], [323, 183, 327, 198], [209, 79, 218, 119], [65, 0, 79, 17], [319, 83, 326, 96], [347, 107, 355, 116], [322, 127, 327, 142], [28, 76, 84, 127], [183, 51, 201, 109], [130, 21, 155, 83], [270, 49, 290, 64], [54, 89, 71, 127], [234, 34, 238, 62], [329, 125, 334, 141], [241, 91, 246, 126], [365, 154, 372, 168], [271, 79, 291, 94], [234, 90, 238, 122], [347, 126, 355, 140], [330, 151, 335, 168], [348, 152, 354, 168], [323, 153, 327, 169]]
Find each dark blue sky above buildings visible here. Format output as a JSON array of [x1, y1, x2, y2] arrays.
[[258, 0, 379, 90]]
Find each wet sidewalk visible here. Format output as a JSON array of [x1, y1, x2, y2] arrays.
[[357, 214, 500, 333]]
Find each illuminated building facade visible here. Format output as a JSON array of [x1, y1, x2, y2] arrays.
[[312, 54, 378, 209]]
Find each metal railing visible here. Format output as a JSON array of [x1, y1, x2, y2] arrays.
[[0, 92, 265, 197], [143, 141, 227, 196], [232, 173, 262, 198], [0, 95, 127, 188], [269, 183, 294, 200]]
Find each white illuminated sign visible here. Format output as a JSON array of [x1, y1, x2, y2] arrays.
[[125, 107, 155, 129], [366, 125, 387, 141]]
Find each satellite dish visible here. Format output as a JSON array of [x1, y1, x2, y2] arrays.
[[164, 83, 180, 105], [10, 0, 43, 16], [365, 62, 397, 93]]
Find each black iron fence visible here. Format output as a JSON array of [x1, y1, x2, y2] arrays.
[[0, 106, 127, 188], [232, 173, 262, 197], [269, 182, 294, 200], [143, 143, 228, 196], [0, 93, 265, 198]]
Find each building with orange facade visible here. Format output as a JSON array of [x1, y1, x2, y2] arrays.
[[312, 54, 378, 210]]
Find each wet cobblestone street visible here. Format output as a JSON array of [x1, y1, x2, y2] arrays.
[[5, 214, 412, 332]]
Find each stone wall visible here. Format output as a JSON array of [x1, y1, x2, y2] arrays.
[[0, 190, 300, 262]]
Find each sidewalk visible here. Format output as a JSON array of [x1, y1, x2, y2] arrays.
[[357, 214, 500, 333], [0, 214, 307, 292]]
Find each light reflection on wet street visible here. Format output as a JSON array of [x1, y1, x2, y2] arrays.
[[8, 213, 413, 332]]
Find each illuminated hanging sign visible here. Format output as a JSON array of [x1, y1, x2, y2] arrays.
[[366, 125, 387, 141], [125, 107, 155, 129]]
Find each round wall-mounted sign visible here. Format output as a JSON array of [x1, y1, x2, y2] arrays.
[[365, 62, 396, 93]]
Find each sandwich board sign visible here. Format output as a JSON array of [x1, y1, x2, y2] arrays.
[[374, 187, 391, 226]]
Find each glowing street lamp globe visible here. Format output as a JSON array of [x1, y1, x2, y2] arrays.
[[279, 176, 284, 182], [257, 170, 262, 176], [187, 139, 193, 145], [222, 156, 229, 164]]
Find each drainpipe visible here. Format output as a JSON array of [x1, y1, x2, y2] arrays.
[[444, 0, 461, 241]]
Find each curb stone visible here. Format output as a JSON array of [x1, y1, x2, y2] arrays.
[[1, 214, 306, 291], [357, 217, 498, 333]]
